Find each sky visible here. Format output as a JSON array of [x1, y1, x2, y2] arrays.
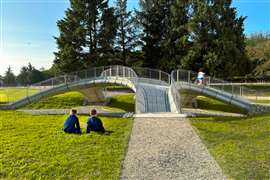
[[0, 0, 269, 76]]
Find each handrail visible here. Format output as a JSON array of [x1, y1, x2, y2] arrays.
[[172, 69, 258, 102], [3, 65, 171, 104]]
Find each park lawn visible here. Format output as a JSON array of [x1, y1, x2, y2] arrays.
[[26, 91, 135, 112], [104, 94, 135, 112], [256, 99, 270, 104], [191, 114, 270, 179], [0, 110, 133, 179], [196, 96, 246, 114], [26, 92, 85, 109], [0, 88, 39, 103]]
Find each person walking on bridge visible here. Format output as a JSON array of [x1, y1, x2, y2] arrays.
[[197, 68, 205, 85]]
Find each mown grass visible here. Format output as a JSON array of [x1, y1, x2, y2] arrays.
[[191, 114, 270, 179], [0, 111, 133, 179], [25, 91, 135, 112], [0, 88, 39, 103], [105, 94, 135, 112], [26, 92, 85, 109], [196, 96, 246, 114]]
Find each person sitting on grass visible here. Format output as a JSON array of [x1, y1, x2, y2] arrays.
[[86, 109, 106, 134], [63, 109, 81, 134]]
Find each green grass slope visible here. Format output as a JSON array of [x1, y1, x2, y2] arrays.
[[191, 114, 270, 179], [26, 92, 85, 109], [196, 96, 246, 114], [0, 111, 133, 179], [0, 88, 39, 103]]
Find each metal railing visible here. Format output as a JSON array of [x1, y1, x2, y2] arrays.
[[172, 69, 258, 102], [1, 65, 171, 105], [133, 67, 171, 85]]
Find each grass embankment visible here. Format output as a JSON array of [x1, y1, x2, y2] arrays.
[[25, 91, 135, 112], [191, 96, 270, 179], [0, 88, 38, 103], [104, 94, 134, 112], [26, 92, 85, 109], [196, 96, 245, 114], [0, 111, 133, 179]]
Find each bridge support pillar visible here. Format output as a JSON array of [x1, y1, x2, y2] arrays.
[[78, 87, 107, 104]]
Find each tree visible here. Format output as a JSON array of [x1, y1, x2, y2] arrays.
[[137, 0, 172, 69], [160, 0, 190, 72], [115, 0, 137, 65], [54, 0, 118, 72], [54, 0, 87, 73], [97, 6, 118, 66], [4, 66, 16, 86], [246, 32, 270, 77], [182, 0, 248, 78], [17, 66, 29, 85], [17, 63, 46, 85]]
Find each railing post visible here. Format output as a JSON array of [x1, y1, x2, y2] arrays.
[[159, 70, 161, 81], [177, 70, 179, 82], [123, 67, 125, 77], [116, 65, 119, 77], [110, 67, 112, 77], [64, 75, 67, 84], [188, 71, 190, 83]]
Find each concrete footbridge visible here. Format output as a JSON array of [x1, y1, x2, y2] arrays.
[[1, 65, 269, 115]]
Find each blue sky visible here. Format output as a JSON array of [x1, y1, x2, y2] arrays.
[[0, 0, 269, 76]]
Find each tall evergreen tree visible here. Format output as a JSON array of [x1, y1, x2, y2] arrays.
[[137, 0, 173, 69], [182, 0, 248, 77], [97, 6, 118, 66], [115, 0, 136, 65], [161, 0, 190, 71], [4, 66, 16, 86], [54, 0, 86, 73], [54, 0, 117, 73]]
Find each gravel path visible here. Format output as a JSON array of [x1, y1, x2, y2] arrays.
[[121, 118, 225, 180]]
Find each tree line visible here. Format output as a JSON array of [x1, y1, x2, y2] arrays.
[[2, 0, 269, 87], [53, 0, 253, 78], [0, 64, 53, 87]]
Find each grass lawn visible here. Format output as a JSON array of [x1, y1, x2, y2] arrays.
[[196, 96, 246, 114], [25, 91, 135, 112], [104, 94, 135, 112], [191, 114, 270, 179], [0, 88, 39, 103], [0, 110, 133, 179], [26, 92, 85, 109]]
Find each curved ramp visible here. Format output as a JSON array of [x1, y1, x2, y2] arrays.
[[1, 66, 178, 114], [172, 69, 270, 115]]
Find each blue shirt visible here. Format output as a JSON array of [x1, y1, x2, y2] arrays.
[[64, 114, 80, 132], [87, 116, 103, 129]]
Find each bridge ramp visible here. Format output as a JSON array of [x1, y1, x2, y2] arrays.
[[136, 83, 170, 113]]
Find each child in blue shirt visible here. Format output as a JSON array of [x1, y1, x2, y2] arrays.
[[63, 109, 81, 134], [86, 109, 106, 134]]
